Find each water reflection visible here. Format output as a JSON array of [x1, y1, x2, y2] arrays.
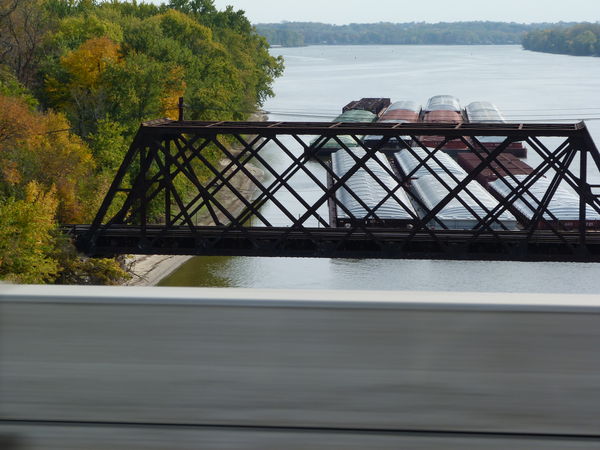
[[160, 256, 600, 294]]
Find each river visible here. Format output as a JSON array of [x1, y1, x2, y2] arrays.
[[160, 45, 600, 293]]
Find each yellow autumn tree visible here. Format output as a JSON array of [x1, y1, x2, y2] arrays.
[[46, 36, 122, 135], [61, 36, 121, 91], [0, 95, 41, 145], [0, 95, 42, 188], [160, 65, 186, 120], [0, 181, 60, 284], [21, 112, 97, 223], [0, 93, 97, 224]]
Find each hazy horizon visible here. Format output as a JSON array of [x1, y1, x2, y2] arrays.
[[252, 19, 593, 26], [212, 0, 599, 26]]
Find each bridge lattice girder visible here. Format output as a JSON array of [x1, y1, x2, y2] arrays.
[[71, 119, 600, 262]]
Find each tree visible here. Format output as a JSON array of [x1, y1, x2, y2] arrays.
[[0, 97, 96, 224], [572, 30, 597, 55], [0, 94, 40, 145], [0, 0, 51, 86], [523, 23, 600, 57], [0, 0, 285, 285], [103, 52, 186, 126], [13, 112, 95, 223], [87, 117, 129, 174], [46, 36, 122, 135], [0, 181, 60, 283], [167, 0, 216, 17]]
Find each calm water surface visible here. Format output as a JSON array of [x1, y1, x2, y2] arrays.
[[161, 45, 600, 293]]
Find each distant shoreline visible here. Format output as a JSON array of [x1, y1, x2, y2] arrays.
[[269, 44, 598, 59], [257, 20, 591, 50], [270, 43, 520, 49]]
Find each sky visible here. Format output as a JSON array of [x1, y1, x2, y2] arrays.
[[211, 0, 599, 25]]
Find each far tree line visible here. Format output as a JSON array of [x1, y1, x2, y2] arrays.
[[522, 23, 600, 56], [256, 21, 600, 57]]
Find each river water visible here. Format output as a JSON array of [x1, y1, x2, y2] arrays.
[[160, 45, 600, 293]]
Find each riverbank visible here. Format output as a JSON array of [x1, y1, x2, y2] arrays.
[[124, 111, 267, 286], [124, 255, 193, 286]]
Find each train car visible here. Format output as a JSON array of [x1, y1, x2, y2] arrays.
[[488, 174, 600, 230], [343, 97, 391, 115], [420, 95, 467, 151], [394, 147, 518, 230], [363, 100, 422, 151], [456, 152, 533, 187], [308, 109, 377, 157], [330, 148, 417, 228], [465, 101, 527, 157]]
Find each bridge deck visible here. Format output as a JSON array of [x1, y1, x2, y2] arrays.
[[67, 225, 600, 261]]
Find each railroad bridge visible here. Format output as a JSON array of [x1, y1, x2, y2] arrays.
[[70, 119, 600, 262]]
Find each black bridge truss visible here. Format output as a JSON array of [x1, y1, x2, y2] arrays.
[[71, 119, 600, 262]]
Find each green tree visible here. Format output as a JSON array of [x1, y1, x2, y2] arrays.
[[0, 182, 60, 283], [103, 52, 186, 126], [523, 23, 600, 57], [572, 30, 597, 55]]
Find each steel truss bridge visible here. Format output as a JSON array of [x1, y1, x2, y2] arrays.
[[70, 119, 600, 262]]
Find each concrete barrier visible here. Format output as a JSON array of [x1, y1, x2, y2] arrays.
[[1, 285, 600, 449]]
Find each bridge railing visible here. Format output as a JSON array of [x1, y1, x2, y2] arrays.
[[75, 120, 600, 261]]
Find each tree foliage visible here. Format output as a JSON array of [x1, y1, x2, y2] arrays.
[[0, 0, 283, 284], [523, 23, 600, 57], [0, 0, 51, 85], [0, 181, 60, 283]]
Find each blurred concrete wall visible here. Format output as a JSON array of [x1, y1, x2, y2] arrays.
[[1, 285, 600, 449]]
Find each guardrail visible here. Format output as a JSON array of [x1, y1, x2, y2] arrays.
[[2, 285, 600, 449]]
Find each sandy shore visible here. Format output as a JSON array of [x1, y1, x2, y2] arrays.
[[125, 112, 267, 286]]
